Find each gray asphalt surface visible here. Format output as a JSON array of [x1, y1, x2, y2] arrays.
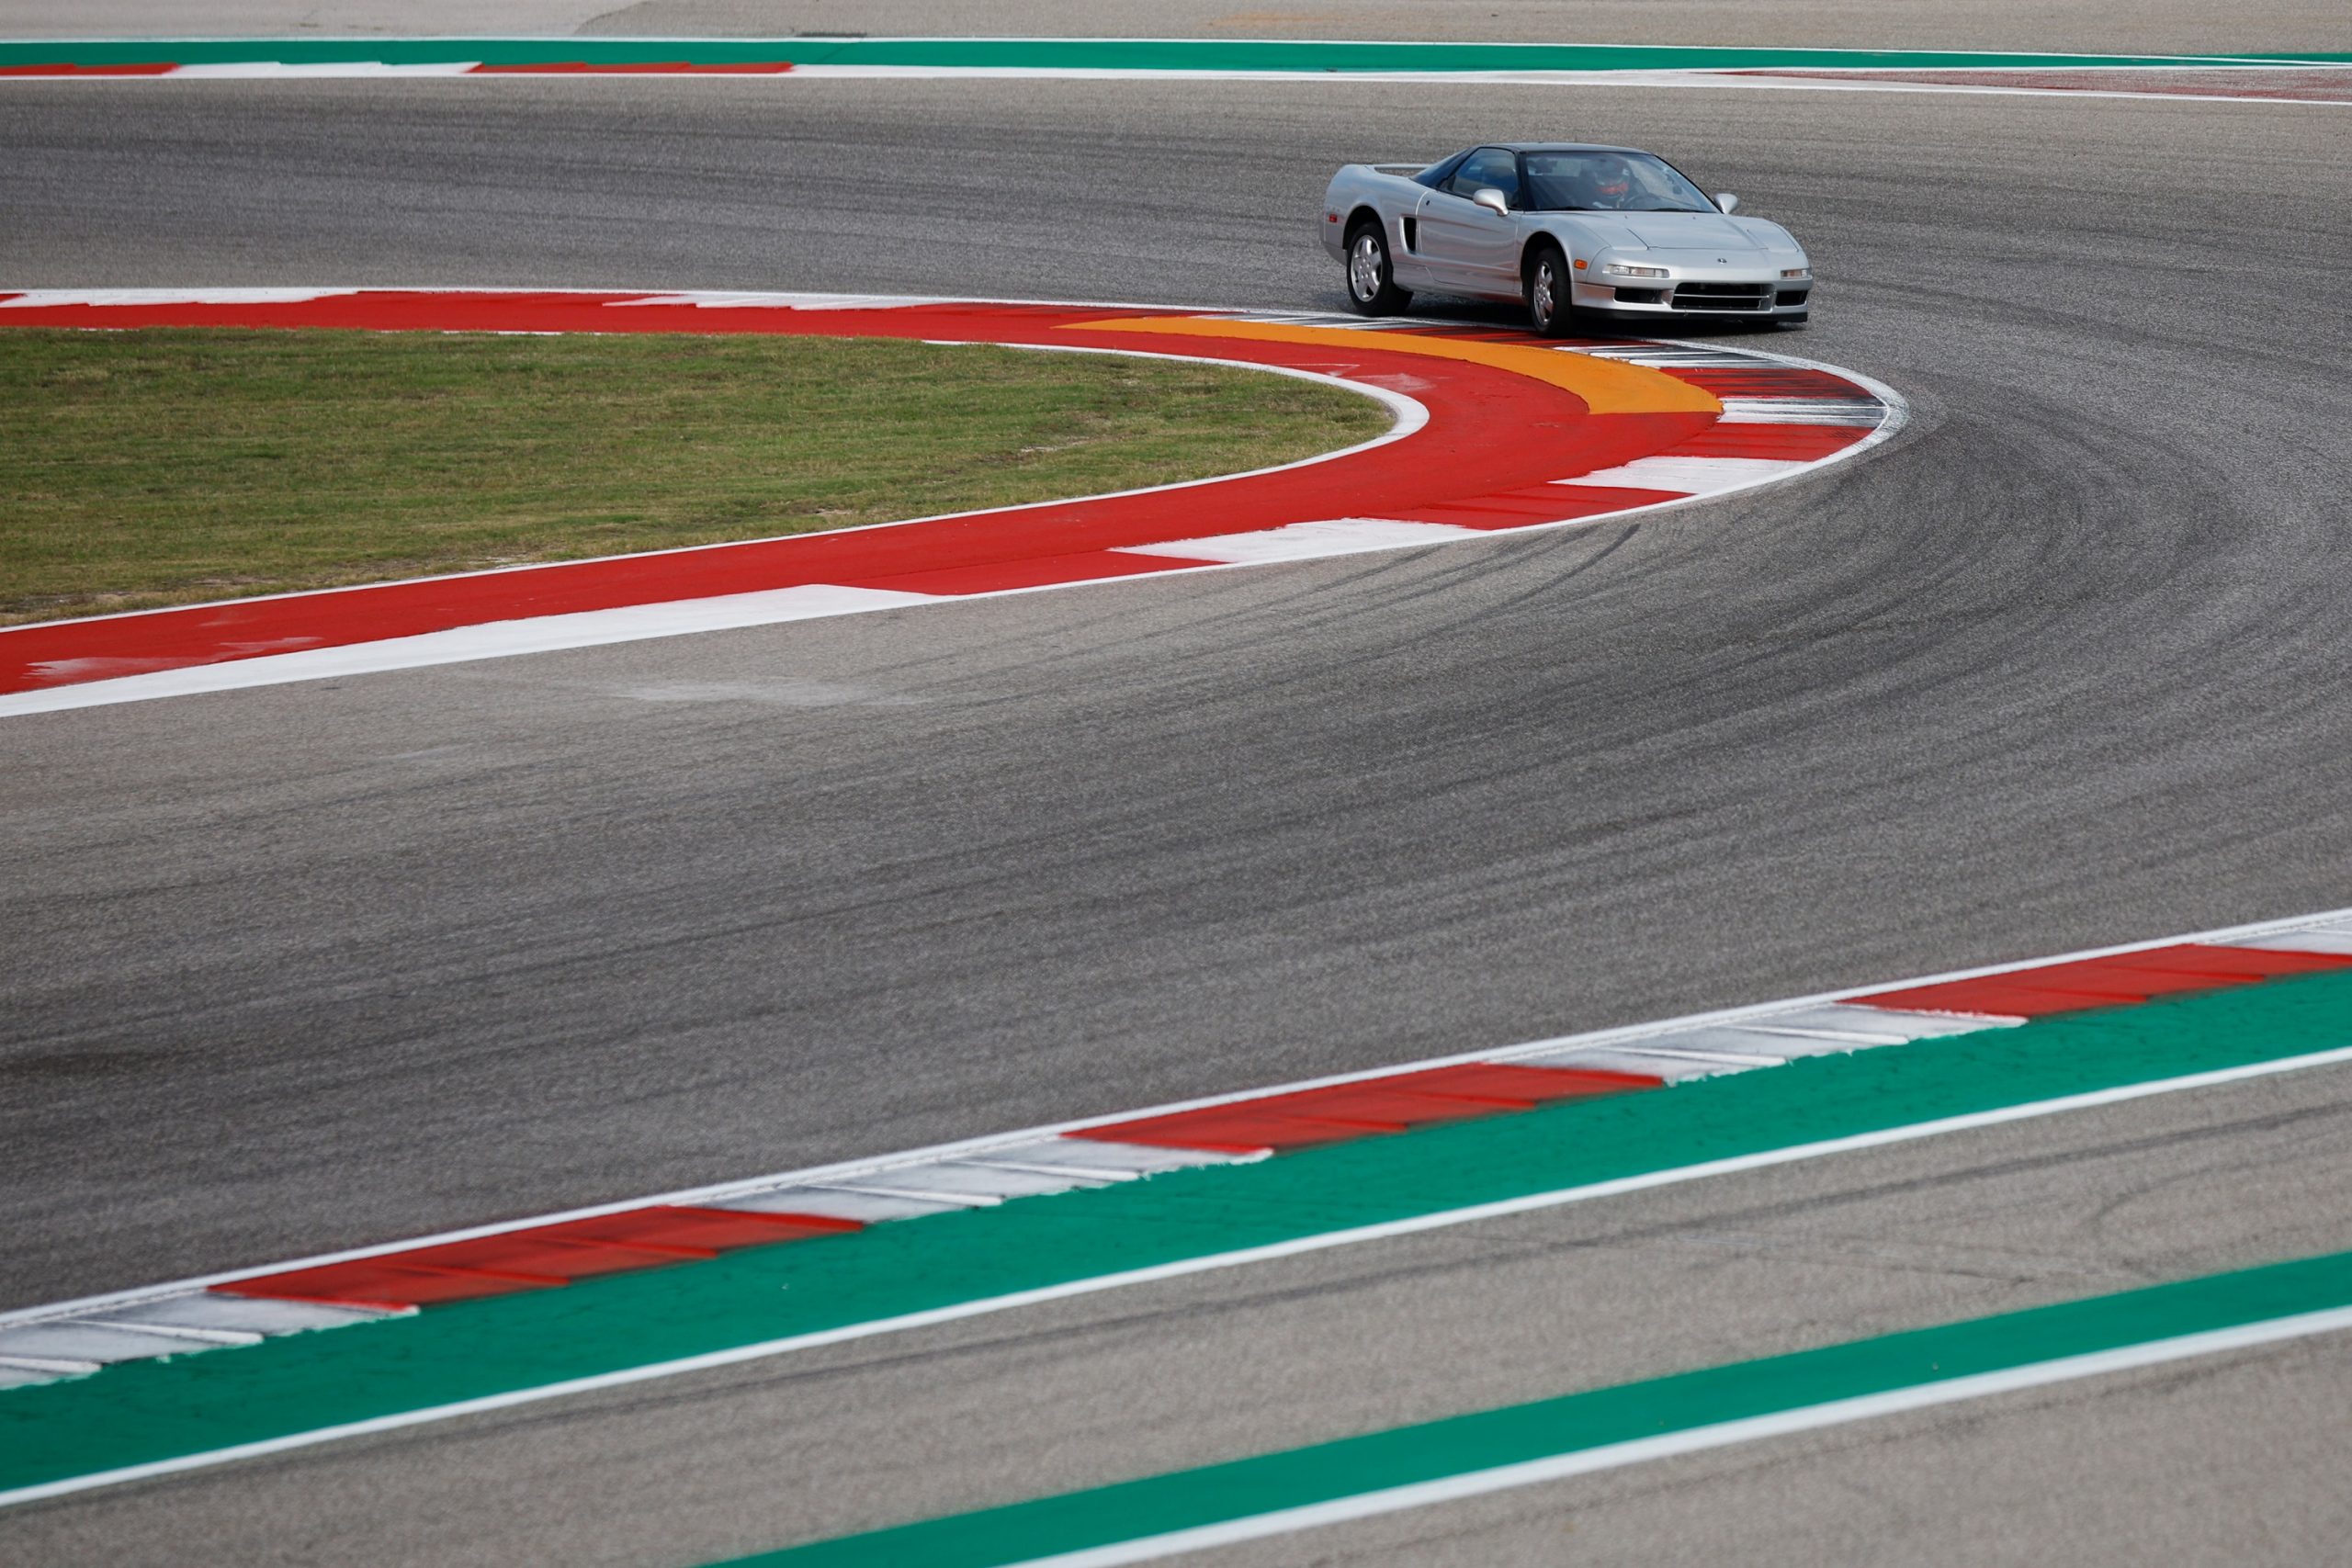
[[5, 10, 2352, 1561], [7, 79, 2350, 1302]]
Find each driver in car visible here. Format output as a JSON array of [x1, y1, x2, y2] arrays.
[[1579, 155, 1638, 209]]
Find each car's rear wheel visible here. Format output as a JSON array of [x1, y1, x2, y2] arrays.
[[1524, 242, 1577, 337], [1344, 220, 1411, 316]]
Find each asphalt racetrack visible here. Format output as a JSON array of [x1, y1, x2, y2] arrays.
[[6, 11, 2352, 1562]]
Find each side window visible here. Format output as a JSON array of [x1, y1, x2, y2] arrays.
[[1445, 148, 1520, 206], [1412, 152, 1468, 189]]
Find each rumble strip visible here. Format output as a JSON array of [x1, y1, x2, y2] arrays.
[[4, 906, 2348, 1409]]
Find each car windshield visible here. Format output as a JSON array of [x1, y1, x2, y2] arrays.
[[1521, 152, 1713, 213]]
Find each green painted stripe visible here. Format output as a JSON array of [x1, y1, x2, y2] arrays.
[[3, 969, 2350, 1497], [0, 38, 2346, 71], [720, 1248, 2352, 1567]]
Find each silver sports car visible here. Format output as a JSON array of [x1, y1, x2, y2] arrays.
[[1320, 144, 1813, 333]]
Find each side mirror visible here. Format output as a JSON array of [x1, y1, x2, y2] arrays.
[[1472, 187, 1510, 217], [1714, 193, 1740, 214]]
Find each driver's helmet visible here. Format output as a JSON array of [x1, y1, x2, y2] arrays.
[[1587, 155, 1636, 204]]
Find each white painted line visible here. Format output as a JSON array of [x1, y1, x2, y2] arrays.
[[1613, 1024, 1859, 1061], [2228, 917, 2352, 955], [761, 65, 2352, 107], [1518, 69, 2352, 107], [967, 1140, 1260, 1179], [1553, 455, 1805, 493], [876, 1162, 1110, 1200], [0, 583, 942, 716], [0, 1355, 99, 1380], [1742, 1021, 1919, 1046], [607, 291, 943, 310], [0, 288, 360, 308], [803, 1179, 1003, 1209], [4, 899, 2337, 1337], [1519, 1044, 1774, 1078], [164, 62, 480, 77], [964, 1156, 1139, 1184], [8, 1042, 2352, 1511], [1792, 1002, 2017, 1039], [0, 1321, 221, 1365], [990, 1303, 2352, 1568], [0, 1288, 407, 1386], [721, 1188, 967, 1223], [0, 1366, 74, 1390], [1716, 397, 1886, 426], [1115, 518, 1482, 564], [2241, 931, 2352, 956], [6, 67, 2319, 106], [1577, 346, 1755, 365], [92, 1292, 387, 1336]]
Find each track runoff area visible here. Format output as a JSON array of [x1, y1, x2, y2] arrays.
[[6, 905, 2352, 1562]]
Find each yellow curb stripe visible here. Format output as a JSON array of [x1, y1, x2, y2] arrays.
[[1063, 316, 1722, 416]]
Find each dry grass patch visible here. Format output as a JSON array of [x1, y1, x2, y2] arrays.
[[0, 328, 1389, 625]]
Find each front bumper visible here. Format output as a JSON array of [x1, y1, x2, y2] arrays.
[[1573, 268, 1810, 320]]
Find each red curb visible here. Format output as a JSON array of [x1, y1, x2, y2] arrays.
[[7, 909, 2343, 1358], [218, 1204, 861, 1309], [1069, 1062, 1663, 1154], [1671, 424, 1866, 460], [0, 62, 175, 76], [1852, 943, 2352, 1020], [198, 1065, 1661, 1307], [0, 290, 1895, 707], [1393, 487, 1691, 527]]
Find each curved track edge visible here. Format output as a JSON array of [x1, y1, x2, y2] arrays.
[[0, 288, 1902, 716]]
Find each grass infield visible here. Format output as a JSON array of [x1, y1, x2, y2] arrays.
[[0, 328, 1389, 626]]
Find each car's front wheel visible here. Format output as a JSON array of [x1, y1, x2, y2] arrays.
[[1344, 220, 1411, 316], [1524, 242, 1577, 337]]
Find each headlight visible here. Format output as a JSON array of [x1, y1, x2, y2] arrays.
[[1780, 267, 1810, 279], [1601, 263, 1668, 279]]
